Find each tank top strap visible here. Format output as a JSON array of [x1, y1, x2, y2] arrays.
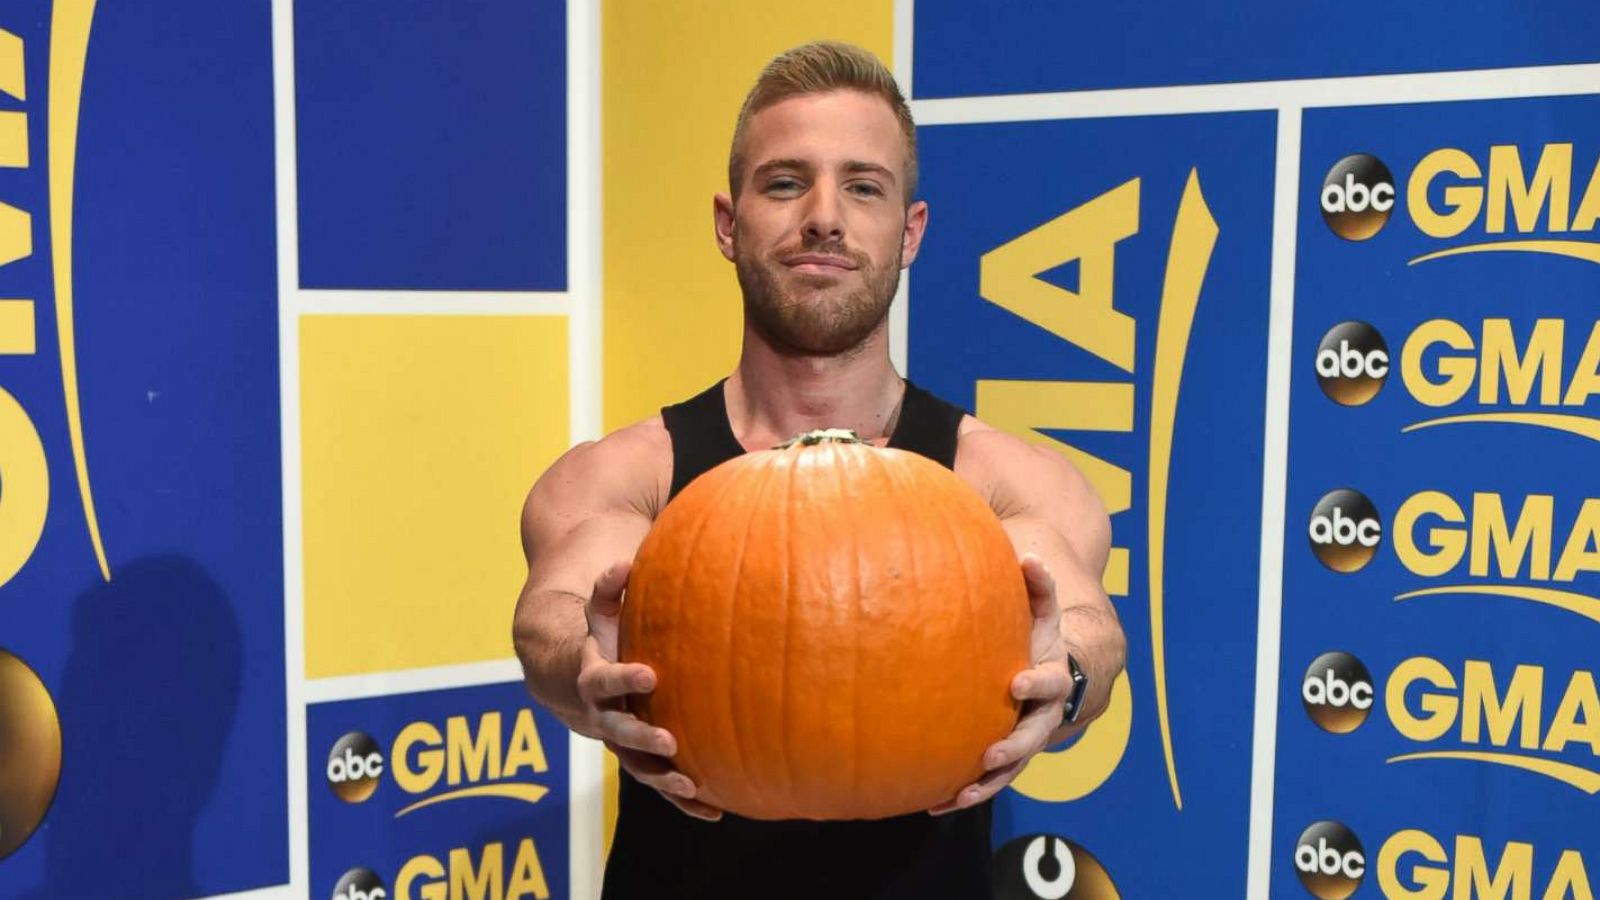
[[661, 378, 746, 502], [662, 377, 970, 502], [886, 378, 968, 469]]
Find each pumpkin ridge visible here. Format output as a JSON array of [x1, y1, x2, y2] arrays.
[[716, 451, 782, 812], [659, 464, 740, 789], [925, 460, 986, 798], [874, 446, 926, 811], [778, 444, 803, 815], [835, 446, 862, 810]]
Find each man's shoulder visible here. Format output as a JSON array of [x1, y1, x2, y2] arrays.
[[952, 415, 1099, 517], [535, 415, 673, 520]]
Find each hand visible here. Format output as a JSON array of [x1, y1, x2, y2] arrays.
[[930, 554, 1071, 816], [576, 560, 723, 821]]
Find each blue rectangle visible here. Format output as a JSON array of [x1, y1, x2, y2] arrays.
[[910, 110, 1275, 897], [0, 1, 286, 896], [1275, 94, 1600, 896], [295, 0, 567, 290], [913, 2, 1600, 99], [308, 682, 571, 900]]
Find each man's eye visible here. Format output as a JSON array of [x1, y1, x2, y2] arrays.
[[849, 182, 885, 198], [766, 178, 803, 193]]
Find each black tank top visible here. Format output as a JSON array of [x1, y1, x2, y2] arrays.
[[601, 378, 994, 900]]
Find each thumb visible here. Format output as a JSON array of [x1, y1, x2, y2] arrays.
[[1020, 554, 1057, 620], [587, 560, 632, 624]]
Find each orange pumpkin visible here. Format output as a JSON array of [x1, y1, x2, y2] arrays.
[[619, 429, 1031, 820]]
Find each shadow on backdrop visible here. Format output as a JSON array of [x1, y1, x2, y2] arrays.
[[23, 555, 241, 900]]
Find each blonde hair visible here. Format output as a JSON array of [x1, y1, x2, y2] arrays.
[[729, 41, 917, 202]]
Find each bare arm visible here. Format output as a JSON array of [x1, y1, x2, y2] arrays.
[[933, 425, 1127, 813], [512, 430, 656, 729], [985, 440, 1125, 738], [511, 423, 722, 819]]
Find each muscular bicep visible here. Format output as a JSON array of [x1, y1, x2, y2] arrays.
[[967, 433, 1112, 577], [515, 435, 661, 619]]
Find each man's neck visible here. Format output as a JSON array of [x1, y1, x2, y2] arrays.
[[725, 322, 905, 450]]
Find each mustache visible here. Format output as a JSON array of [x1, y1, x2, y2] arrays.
[[775, 240, 870, 269]]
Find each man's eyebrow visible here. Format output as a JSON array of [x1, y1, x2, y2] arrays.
[[751, 158, 812, 180], [843, 160, 897, 184]]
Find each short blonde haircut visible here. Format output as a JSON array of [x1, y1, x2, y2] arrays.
[[729, 41, 917, 202]]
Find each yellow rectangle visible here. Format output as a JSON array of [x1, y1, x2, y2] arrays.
[[601, 0, 894, 432], [301, 314, 569, 678], [0, 111, 26, 168], [0, 298, 34, 354]]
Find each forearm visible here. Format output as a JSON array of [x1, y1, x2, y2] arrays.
[[513, 588, 590, 732], [1056, 600, 1126, 733]]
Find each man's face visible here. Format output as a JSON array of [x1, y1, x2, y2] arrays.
[[715, 90, 928, 356]]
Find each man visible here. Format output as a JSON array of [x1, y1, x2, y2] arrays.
[[513, 41, 1126, 899]]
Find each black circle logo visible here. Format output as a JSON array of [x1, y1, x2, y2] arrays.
[[332, 866, 388, 900], [1321, 154, 1395, 241], [1294, 821, 1366, 899], [1308, 489, 1382, 573], [1302, 651, 1375, 734], [993, 834, 1120, 899], [1315, 322, 1389, 406], [0, 648, 61, 860], [326, 731, 384, 803]]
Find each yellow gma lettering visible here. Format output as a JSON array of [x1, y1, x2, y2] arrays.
[[1378, 829, 1593, 900], [0, 3, 113, 595], [390, 708, 550, 815], [974, 170, 1219, 808], [1400, 318, 1600, 444], [0, 23, 49, 594], [1392, 490, 1600, 626], [1386, 656, 1600, 792], [1408, 143, 1600, 265], [396, 838, 551, 900]]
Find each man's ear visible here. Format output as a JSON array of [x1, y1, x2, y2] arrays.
[[900, 199, 929, 268], [713, 192, 736, 262]]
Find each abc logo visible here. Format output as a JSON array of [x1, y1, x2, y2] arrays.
[[327, 731, 384, 803], [0, 648, 61, 860], [992, 834, 1121, 900], [1315, 322, 1389, 406], [1321, 153, 1395, 240], [1308, 489, 1382, 573], [1294, 821, 1365, 899], [332, 866, 387, 900], [1301, 651, 1374, 734]]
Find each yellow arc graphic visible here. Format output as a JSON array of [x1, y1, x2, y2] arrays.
[[1403, 412, 1600, 443], [1146, 168, 1218, 811], [393, 782, 550, 818], [1388, 750, 1600, 794], [50, 0, 111, 581], [1395, 583, 1600, 627], [1408, 239, 1600, 267]]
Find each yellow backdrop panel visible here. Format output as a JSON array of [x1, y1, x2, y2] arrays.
[[601, 0, 894, 432], [301, 314, 570, 679], [601, 0, 894, 848]]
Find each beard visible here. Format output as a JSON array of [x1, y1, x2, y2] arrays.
[[735, 236, 902, 357]]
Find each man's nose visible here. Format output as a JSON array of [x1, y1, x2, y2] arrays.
[[800, 181, 845, 244]]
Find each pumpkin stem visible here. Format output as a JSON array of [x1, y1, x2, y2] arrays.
[[776, 428, 864, 449]]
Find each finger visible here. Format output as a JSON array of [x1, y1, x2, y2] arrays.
[[663, 793, 725, 822], [939, 756, 1028, 813], [983, 700, 1064, 770], [577, 660, 657, 704], [596, 709, 678, 756], [608, 743, 697, 799], [1012, 662, 1071, 703]]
